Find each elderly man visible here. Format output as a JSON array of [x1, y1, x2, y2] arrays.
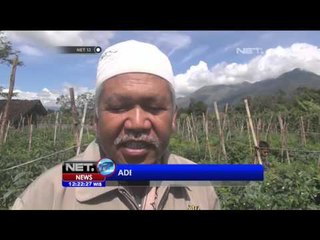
[[11, 40, 220, 210]]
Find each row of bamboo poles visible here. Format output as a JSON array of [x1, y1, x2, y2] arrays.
[[0, 88, 91, 154], [0, 56, 91, 154], [176, 100, 320, 164]]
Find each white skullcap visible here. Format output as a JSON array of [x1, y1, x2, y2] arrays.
[[96, 40, 174, 89]]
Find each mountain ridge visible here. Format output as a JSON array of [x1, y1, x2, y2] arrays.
[[176, 68, 320, 110]]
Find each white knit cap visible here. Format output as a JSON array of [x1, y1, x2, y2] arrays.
[[96, 40, 174, 89]]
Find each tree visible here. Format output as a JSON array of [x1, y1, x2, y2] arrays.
[[0, 92, 19, 98], [0, 56, 19, 146], [56, 94, 71, 113], [186, 98, 208, 116], [0, 33, 23, 147], [76, 92, 95, 112], [293, 87, 320, 120], [56, 92, 95, 114], [0, 31, 22, 66], [0, 31, 23, 98]]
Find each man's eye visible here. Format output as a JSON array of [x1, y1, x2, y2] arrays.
[[107, 107, 128, 113]]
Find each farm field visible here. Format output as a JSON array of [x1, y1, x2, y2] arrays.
[[1, 106, 319, 210]]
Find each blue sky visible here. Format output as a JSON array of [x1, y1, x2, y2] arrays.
[[1, 31, 320, 108]]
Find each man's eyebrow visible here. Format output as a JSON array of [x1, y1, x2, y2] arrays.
[[105, 94, 131, 103], [143, 96, 168, 103]]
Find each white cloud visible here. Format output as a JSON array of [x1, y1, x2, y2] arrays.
[[18, 45, 43, 56], [61, 83, 95, 96], [5, 31, 115, 48], [1, 88, 59, 109], [175, 61, 212, 96], [223, 41, 244, 52], [1, 85, 95, 109], [143, 32, 192, 56], [4, 31, 115, 58], [174, 43, 320, 96], [182, 46, 209, 63]]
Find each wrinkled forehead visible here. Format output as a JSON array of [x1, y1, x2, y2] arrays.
[[100, 73, 173, 99]]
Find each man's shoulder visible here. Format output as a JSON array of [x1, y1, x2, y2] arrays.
[[11, 151, 89, 210], [24, 151, 86, 188], [38, 162, 62, 182], [11, 163, 63, 209], [24, 150, 88, 187]]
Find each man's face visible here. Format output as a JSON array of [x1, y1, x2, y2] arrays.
[[96, 73, 177, 164], [260, 148, 269, 158]]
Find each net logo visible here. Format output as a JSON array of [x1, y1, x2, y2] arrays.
[[236, 47, 264, 55], [62, 160, 114, 187], [64, 162, 96, 173]]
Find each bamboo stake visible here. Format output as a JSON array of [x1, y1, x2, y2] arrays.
[[176, 117, 180, 134], [223, 103, 231, 141], [186, 116, 191, 141], [300, 116, 307, 146], [188, 116, 195, 143], [202, 112, 206, 136], [58, 112, 62, 133], [70, 88, 80, 151], [182, 118, 187, 140], [0, 56, 19, 146], [28, 115, 33, 152], [53, 111, 59, 146], [180, 119, 184, 139], [256, 118, 261, 143], [222, 103, 229, 131], [244, 99, 262, 164], [240, 120, 244, 134], [190, 113, 198, 139], [265, 114, 273, 141], [284, 122, 290, 164], [278, 114, 285, 162], [227, 118, 232, 140], [4, 120, 10, 143], [77, 102, 88, 155], [202, 112, 212, 161], [246, 118, 253, 157], [86, 125, 90, 139], [306, 119, 310, 135], [21, 117, 25, 132], [190, 113, 200, 151], [261, 119, 265, 136], [214, 101, 227, 161]]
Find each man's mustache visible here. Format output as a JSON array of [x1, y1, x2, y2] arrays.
[[114, 134, 160, 148]]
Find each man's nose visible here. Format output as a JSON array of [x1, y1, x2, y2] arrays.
[[124, 106, 152, 132]]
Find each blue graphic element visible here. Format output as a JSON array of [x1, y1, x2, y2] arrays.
[[104, 164, 264, 181], [97, 158, 116, 176]]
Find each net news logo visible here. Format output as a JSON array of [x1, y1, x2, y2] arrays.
[[236, 48, 264, 55], [62, 158, 116, 187]]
